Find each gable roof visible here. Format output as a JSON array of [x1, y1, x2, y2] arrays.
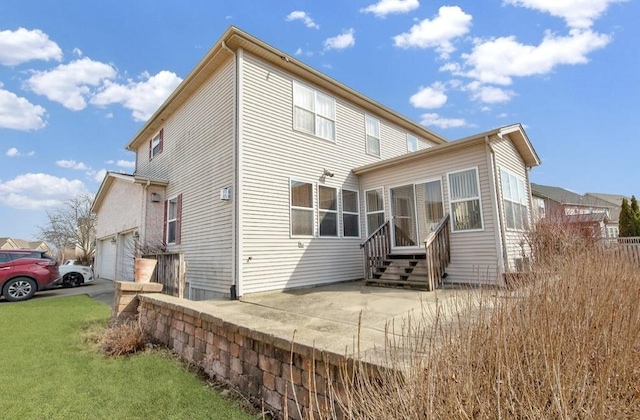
[[125, 26, 449, 152], [584, 192, 630, 207], [91, 172, 169, 213], [353, 123, 540, 175]]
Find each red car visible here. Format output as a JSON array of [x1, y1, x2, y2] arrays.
[[0, 249, 61, 302]]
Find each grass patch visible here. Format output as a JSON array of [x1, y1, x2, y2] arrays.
[[0, 295, 254, 420]]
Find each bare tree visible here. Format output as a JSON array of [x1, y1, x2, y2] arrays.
[[38, 194, 96, 264]]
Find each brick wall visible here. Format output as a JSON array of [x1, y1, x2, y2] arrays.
[[136, 295, 349, 419]]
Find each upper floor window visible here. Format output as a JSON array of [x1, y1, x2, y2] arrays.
[[448, 168, 483, 232], [407, 134, 418, 152], [365, 116, 380, 157], [318, 186, 338, 237], [500, 170, 529, 230], [291, 180, 314, 237], [293, 81, 335, 141], [149, 129, 163, 160]]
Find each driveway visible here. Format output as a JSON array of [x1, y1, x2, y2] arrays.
[[0, 278, 115, 305]]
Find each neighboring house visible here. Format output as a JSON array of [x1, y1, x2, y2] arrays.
[[531, 183, 619, 238], [0, 238, 52, 254], [92, 27, 541, 299]]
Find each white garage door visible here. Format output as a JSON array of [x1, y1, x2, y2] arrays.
[[117, 232, 135, 281], [99, 238, 116, 280]]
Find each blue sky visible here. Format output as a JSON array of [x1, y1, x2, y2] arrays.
[[0, 0, 637, 240]]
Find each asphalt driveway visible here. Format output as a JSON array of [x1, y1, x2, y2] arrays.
[[0, 278, 115, 305]]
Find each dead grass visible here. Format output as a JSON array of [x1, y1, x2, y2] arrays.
[[94, 320, 150, 356], [326, 222, 640, 419]]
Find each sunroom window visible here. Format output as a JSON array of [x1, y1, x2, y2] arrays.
[[365, 188, 385, 235], [342, 189, 360, 237], [319, 186, 338, 237], [448, 168, 483, 231], [501, 170, 529, 230], [291, 181, 314, 236]]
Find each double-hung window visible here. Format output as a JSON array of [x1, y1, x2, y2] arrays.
[[407, 134, 418, 152], [293, 82, 335, 141], [342, 189, 360, 237], [291, 181, 314, 236], [448, 168, 483, 231], [164, 194, 182, 245], [365, 116, 380, 156], [149, 129, 163, 160], [500, 170, 529, 230], [365, 188, 385, 235], [318, 186, 338, 237]]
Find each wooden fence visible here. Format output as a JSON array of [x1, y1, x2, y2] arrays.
[[142, 252, 186, 298]]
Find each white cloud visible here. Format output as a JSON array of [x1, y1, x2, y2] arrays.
[[93, 169, 107, 183], [0, 86, 47, 131], [361, 0, 420, 17], [116, 160, 135, 169], [91, 70, 182, 121], [56, 159, 90, 170], [6, 147, 35, 157], [456, 29, 610, 85], [393, 6, 472, 58], [25, 57, 116, 110], [286, 11, 320, 29], [0, 173, 87, 210], [409, 82, 448, 109], [324, 29, 356, 51], [465, 82, 516, 103], [419, 113, 467, 129], [504, 0, 623, 29], [0, 28, 63, 66], [73, 47, 83, 57]]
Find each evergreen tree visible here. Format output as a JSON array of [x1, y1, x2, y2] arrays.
[[619, 198, 633, 237]]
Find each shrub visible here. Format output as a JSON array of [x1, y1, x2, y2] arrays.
[[99, 321, 150, 356]]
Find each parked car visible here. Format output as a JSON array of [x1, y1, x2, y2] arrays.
[[0, 249, 61, 302], [59, 260, 94, 288]]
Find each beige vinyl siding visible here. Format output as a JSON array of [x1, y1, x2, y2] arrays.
[[359, 142, 502, 285], [95, 179, 144, 239], [493, 134, 531, 271], [135, 58, 236, 297], [239, 53, 433, 294]]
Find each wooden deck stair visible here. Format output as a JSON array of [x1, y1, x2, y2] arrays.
[[367, 254, 434, 289]]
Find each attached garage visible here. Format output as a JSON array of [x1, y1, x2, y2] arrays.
[[98, 238, 116, 280]]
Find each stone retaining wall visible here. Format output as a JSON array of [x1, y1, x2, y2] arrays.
[[111, 281, 164, 324], [136, 295, 350, 419]]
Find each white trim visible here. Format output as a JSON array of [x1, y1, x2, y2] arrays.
[[341, 188, 360, 238], [446, 166, 485, 233], [235, 47, 244, 297], [364, 187, 385, 236], [289, 178, 316, 238], [165, 195, 179, 244], [487, 142, 506, 279]]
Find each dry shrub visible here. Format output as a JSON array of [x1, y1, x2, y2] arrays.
[[99, 321, 149, 356], [331, 222, 640, 419]]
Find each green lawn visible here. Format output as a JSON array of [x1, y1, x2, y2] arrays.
[[0, 295, 254, 420]]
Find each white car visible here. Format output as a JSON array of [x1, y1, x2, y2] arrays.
[[59, 260, 95, 288]]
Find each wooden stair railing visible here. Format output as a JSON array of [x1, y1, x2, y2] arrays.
[[361, 221, 391, 280], [423, 214, 451, 291]]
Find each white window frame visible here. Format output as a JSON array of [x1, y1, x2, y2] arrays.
[[290, 179, 315, 238], [166, 196, 178, 244], [447, 167, 484, 232], [292, 81, 336, 142], [341, 189, 360, 238], [365, 115, 381, 157], [365, 187, 386, 236], [500, 169, 529, 231], [151, 132, 161, 159], [318, 185, 339, 238], [407, 134, 418, 153]]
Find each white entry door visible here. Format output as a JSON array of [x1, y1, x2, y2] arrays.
[[390, 184, 418, 248]]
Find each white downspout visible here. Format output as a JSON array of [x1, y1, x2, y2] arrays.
[[221, 41, 242, 299]]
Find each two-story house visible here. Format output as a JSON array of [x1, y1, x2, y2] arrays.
[[92, 27, 540, 300]]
